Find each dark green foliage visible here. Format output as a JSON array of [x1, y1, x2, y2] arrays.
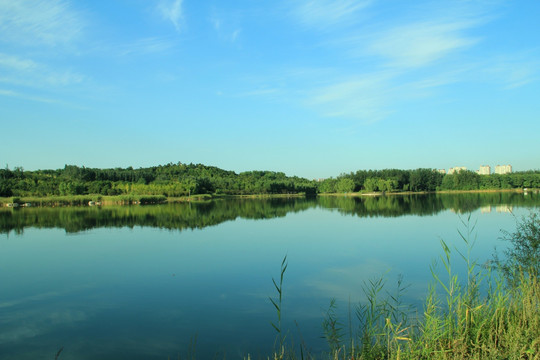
[[323, 168, 444, 194], [2, 162, 540, 199], [440, 171, 480, 190], [495, 211, 540, 285], [0, 181, 12, 197], [322, 169, 540, 194], [335, 178, 355, 193], [0, 162, 318, 198], [318, 178, 337, 193], [322, 299, 344, 353], [409, 168, 444, 192]]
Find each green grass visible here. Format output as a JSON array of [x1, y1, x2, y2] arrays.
[[167, 194, 214, 202], [268, 214, 540, 360], [275, 275, 538, 360], [0, 194, 167, 207], [0, 193, 308, 207]]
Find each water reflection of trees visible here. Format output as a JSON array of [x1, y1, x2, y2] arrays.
[[1, 193, 539, 234], [437, 192, 537, 213], [317, 195, 445, 217], [317, 192, 539, 218]]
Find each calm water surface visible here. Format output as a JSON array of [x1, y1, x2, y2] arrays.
[[1, 193, 539, 359]]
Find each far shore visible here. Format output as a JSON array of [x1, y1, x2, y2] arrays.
[[1, 188, 537, 208], [0, 193, 309, 207], [319, 188, 532, 197]]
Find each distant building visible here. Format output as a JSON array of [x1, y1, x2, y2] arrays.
[[448, 166, 467, 175], [478, 165, 491, 175], [437, 169, 446, 174], [494, 165, 512, 175]]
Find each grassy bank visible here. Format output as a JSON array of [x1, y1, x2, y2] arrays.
[[0, 194, 167, 207], [319, 188, 535, 197], [0, 193, 309, 207], [3, 189, 538, 208], [265, 215, 540, 360], [300, 267, 539, 360]]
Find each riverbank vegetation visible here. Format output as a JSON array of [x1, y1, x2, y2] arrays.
[[0, 194, 167, 207], [269, 213, 539, 360], [1, 163, 539, 204]]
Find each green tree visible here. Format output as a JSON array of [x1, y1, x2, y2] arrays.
[[319, 178, 337, 193], [363, 178, 379, 192], [495, 212, 540, 285], [336, 178, 355, 193]]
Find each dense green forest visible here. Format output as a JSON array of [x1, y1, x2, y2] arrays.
[[1, 163, 539, 199], [0, 163, 317, 197], [321, 168, 540, 193]]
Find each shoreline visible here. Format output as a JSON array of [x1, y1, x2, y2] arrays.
[[318, 188, 531, 197], [1, 188, 536, 208], [0, 192, 310, 207]]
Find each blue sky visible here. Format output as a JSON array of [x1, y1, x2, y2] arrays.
[[1, 0, 539, 179]]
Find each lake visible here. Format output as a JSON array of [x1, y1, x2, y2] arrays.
[[1, 192, 539, 359]]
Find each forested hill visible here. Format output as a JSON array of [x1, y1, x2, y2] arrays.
[[1, 163, 539, 198], [0, 163, 318, 197]]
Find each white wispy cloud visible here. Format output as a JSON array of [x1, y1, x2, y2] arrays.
[[0, 88, 63, 104], [0, 53, 85, 89], [116, 37, 176, 56], [482, 53, 540, 89], [0, 53, 38, 71], [235, 88, 280, 97], [303, 65, 477, 123], [214, 25, 242, 43], [0, 0, 84, 46], [209, 9, 242, 43], [44, 69, 85, 87], [230, 29, 242, 42], [292, 0, 372, 29], [0, 0, 88, 104], [159, 0, 184, 31], [366, 20, 481, 68], [309, 72, 395, 122], [280, 1, 504, 122]]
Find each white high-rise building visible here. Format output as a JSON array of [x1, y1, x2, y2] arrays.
[[478, 165, 491, 175], [495, 165, 512, 174], [448, 166, 467, 174]]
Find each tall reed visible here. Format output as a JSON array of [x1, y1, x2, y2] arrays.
[[314, 214, 540, 360], [270, 255, 288, 356]]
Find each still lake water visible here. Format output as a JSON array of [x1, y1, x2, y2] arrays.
[[1, 193, 539, 359]]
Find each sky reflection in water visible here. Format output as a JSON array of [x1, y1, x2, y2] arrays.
[[0, 194, 538, 359]]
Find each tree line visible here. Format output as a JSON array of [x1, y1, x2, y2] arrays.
[[1, 163, 539, 198], [320, 168, 540, 193], [0, 163, 318, 197]]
